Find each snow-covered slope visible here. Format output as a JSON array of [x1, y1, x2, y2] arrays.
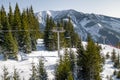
[[35, 9, 120, 45], [0, 39, 120, 80], [0, 39, 59, 80], [100, 44, 120, 80]]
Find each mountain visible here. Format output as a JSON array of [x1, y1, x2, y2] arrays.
[[35, 9, 120, 45]]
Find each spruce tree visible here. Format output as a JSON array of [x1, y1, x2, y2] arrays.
[[67, 72, 74, 80], [77, 35, 102, 80], [0, 5, 7, 48], [85, 36, 102, 80], [113, 70, 117, 76], [1, 66, 10, 80], [67, 17, 74, 47], [44, 16, 55, 50], [111, 49, 116, 62], [44, 15, 50, 50], [117, 71, 120, 79], [3, 16, 18, 60], [69, 49, 75, 73], [29, 62, 37, 80], [13, 3, 21, 47], [13, 68, 20, 80], [114, 54, 120, 68], [0, 7, 1, 24], [117, 42, 120, 48], [21, 10, 31, 53], [27, 6, 41, 51], [55, 49, 71, 80], [64, 17, 78, 48], [8, 4, 14, 27], [106, 52, 110, 59], [76, 37, 85, 80], [0, 5, 6, 27], [37, 59, 47, 80], [4, 31, 18, 60], [0, 22, 3, 46]]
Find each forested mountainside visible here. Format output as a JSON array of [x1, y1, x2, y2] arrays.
[[36, 9, 120, 45]]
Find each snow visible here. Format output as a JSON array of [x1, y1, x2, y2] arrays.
[[0, 39, 120, 80], [97, 23, 103, 28], [100, 44, 120, 80], [46, 11, 52, 17], [101, 59, 115, 80], [0, 39, 59, 80], [85, 23, 101, 38], [80, 18, 90, 27]]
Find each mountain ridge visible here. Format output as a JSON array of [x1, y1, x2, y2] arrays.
[[35, 9, 120, 45]]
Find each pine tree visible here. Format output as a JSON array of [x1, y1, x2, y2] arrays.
[[27, 6, 41, 51], [117, 71, 120, 79], [8, 4, 14, 27], [64, 18, 78, 48], [8, 5, 18, 58], [67, 17, 74, 47], [13, 3, 21, 47], [0, 5, 6, 27], [72, 33, 80, 48], [113, 70, 117, 76], [37, 59, 47, 80], [1, 66, 10, 80], [13, 68, 20, 80], [76, 37, 85, 80], [67, 72, 74, 80], [109, 75, 113, 80], [117, 42, 120, 48], [0, 22, 3, 47], [85, 36, 102, 80], [29, 62, 37, 80], [3, 15, 18, 60], [55, 48, 71, 80], [21, 10, 31, 53], [69, 49, 75, 73], [44, 16, 56, 50], [111, 49, 116, 62], [101, 55, 105, 65], [0, 6, 8, 59], [0, 5, 7, 48], [4, 31, 18, 60], [77, 35, 102, 80], [44, 15, 50, 50], [106, 52, 110, 59], [114, 54, 120, 68], [0, 8, 1, 24], [64, 19, 71, 47]]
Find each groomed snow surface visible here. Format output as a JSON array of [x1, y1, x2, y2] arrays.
[[0, 39, 120, 80]]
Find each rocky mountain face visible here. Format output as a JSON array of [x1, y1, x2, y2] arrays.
[[35, 9, 120, 45]]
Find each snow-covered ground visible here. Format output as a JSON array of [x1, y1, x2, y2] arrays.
[[0, 39, 120, 80], [0, 39, 59, 80], [100, 44, 120, 80]]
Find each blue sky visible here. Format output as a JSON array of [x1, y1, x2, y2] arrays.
[[0, 0, 120, 18]]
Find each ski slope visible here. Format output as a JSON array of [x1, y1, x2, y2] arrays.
[[0, 39, 120, 80]]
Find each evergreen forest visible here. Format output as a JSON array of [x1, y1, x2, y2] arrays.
[[0, 4, 41, 60]]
